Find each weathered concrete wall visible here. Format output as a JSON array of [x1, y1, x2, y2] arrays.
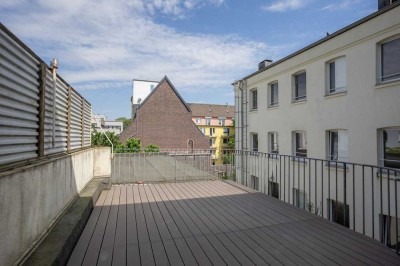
[[0, 148, 98, 266], [93, 147, 111, 177]]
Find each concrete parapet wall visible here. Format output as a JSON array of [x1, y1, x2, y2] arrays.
[[0, 147, 111, 266], [93, 147, 111, 177]]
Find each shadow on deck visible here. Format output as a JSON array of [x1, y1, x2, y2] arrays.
[[68, 180, 400, 265]]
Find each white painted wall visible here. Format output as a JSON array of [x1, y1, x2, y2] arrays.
[[132, 80, 159, 105], [0, 147, 111, 266]]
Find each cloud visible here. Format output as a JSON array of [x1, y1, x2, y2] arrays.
[[261, 0, 310, 12], [321, 0, 360, 11], [1, 0, 275, 95]]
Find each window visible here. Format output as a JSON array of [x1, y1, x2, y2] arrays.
[[150, 84, 155, 90], [268, 132, 279, 154], [293, 72, 306, 102], [380, 214, 400, 249], [223, 128, 230, 136], [268, 82, 279, 107], [218, 117, 226, 126], [200, 127, 205, 134], [251, 133, 258, 152], [206, 117, 211, 126], [381, 128, 400, 169], [196, 118, 202, 124], [293, 131, 307, 157], [251, 89, 258, 110], [251, 175, 259, 191], [327, 57, 347, 94], [209, 138, 215, 146], [379, 36, 400, 83], [223, 138, 228, 144], [210, 128, 215, 136], [327, 130, 348, 161], [268, 181, 279, 199], [293, 188, 307, 209], [328, 199, 349, 228]]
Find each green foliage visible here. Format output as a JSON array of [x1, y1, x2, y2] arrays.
[[115, 116, 132, 130], [125, 138, 141, 152], [223, 153, 234, 164], [91, 130, 120, 147], [144, 144, 160, 153], [227, 119, 235, 149]]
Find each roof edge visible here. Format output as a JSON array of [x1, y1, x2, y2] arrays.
[[236, 2, 400, 83]]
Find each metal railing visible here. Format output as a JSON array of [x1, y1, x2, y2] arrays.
[[110, 148, 400, 253], [111, 149, 235, 184], [234, 150, 400, 254]]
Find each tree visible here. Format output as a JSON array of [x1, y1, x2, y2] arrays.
[[91, 130, 120, 147], [116, 116, 132, 130], [227, 119, 235, 149], [144, 144, 160, 152], [125, 138, 141, 152]]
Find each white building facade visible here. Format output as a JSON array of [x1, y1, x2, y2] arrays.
[[132, 79, 159, 118], [92, 115, 124, 135], [234, 3, 400, 249]]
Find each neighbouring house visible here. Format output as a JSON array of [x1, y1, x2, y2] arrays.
[[120, 76, 209, 149], [91, 115, 124, 135], [233, 1, 400, 247], [131, 79, 159, 118], [189, 103, 235, 164]]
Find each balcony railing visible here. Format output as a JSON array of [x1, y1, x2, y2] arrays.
[[233, 150, 400, 254], [109, 148, 400, 254]]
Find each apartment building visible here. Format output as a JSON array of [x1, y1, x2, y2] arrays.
[[233, 2, 400, 247], [189, 103, 235, 164], [91, 115, 124, 135], [131, 79, 159, 118]]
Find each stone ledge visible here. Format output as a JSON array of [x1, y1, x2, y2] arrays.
[[22, 177, 107, 266]]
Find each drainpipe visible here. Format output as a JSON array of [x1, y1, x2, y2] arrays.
[[50, 58, 58, 148]]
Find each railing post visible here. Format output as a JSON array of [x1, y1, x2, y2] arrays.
[[37, 62, 47, 157]]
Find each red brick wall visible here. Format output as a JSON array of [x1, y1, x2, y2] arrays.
[[119, 79, 209, 150]]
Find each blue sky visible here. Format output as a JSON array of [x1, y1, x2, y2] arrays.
[[1, 0, 377, 119]]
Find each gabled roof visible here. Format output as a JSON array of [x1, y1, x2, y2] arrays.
[[188, 103, 234, 118], [138, 76, 191, 113]]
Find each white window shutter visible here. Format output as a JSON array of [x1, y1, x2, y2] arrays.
[[338, 130, 348, 161], [335, 57, 347, 90]]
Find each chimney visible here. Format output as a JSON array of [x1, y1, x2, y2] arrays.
[[378, 0, 397, 10], [258, 59, 273, 71]]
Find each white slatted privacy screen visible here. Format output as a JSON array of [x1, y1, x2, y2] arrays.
[[0, 24, 91, 166]]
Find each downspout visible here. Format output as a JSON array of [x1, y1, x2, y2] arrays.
[[50, 58, 58, 148]]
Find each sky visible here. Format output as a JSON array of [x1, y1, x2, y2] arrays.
[[1, 0, 378, 119]]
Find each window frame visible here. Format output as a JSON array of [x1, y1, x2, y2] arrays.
[[379, 127, 400, 169], [326, 129, 348, 162], [251, 133, 258, 152], [268, 132, 279, 154], [377, 35, 400, 84], [268, 81, 279, 108], [328, 199, 350, 228], [292, 131, 307, 157], [250, 88, 258, 111], [218, 117, 226, 126], [209, 127, 215, 136], [292, 71, 307, 102], [293, 188, 307, 209], [326, 56, 347, 95]]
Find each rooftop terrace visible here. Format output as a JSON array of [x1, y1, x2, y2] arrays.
[[68, 180, 400, 265]]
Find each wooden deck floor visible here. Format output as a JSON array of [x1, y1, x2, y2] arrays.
[[68, 180, 400, 265]]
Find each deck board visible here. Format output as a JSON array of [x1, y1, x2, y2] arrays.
[[68, 180, 400, 265]]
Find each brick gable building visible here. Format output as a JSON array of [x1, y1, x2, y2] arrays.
[[119, 76, 209, 149]]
